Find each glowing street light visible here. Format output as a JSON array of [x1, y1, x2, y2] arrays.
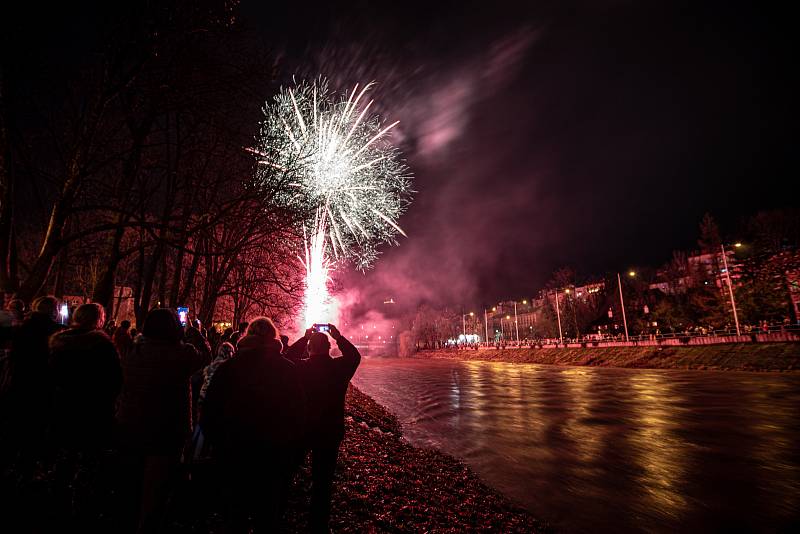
[[500, 315, 511, 341], [462, 311, 474, 338], [550, 290, 564, 345], [484, 308, 490, 345], [617, 272, 631, 342], [721, 243, 741, 336]]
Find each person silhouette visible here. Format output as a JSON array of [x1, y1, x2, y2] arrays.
[[202, 317, 306, 532], [297, 324, 361, 532]]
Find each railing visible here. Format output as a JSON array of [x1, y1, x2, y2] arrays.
[[463, 324, 800, 349]]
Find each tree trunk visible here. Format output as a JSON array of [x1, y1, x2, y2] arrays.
[[14, 134, 89, 302], [157, 251, 168, 308], [133, 231, 147, 327], [15, 211, 67, 302], [92, 110, 151, 316], [139, 241, 164, 318], [52, 248, 67, 298], [0, 72, 16, 295], [91, 224, 126, 315], [178, 241, 201, 305], [169, 241, 187, 308]]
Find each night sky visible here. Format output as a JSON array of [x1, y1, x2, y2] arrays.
[[7, 0, 795, 311], [241, 0, 794, 311]]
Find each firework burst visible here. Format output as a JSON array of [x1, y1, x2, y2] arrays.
[[253, 79, 412, 326]]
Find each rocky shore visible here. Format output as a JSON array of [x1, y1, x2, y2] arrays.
[[291, 385, 546, 532], [177, 385, 545, 531], [415, 342, 800, 372]]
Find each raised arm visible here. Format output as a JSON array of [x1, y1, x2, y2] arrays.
[[328, 324, 361, 381], [284, 328, 313, 361]]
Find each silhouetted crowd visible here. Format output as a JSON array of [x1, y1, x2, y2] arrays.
[[0, 296, 360, 533]]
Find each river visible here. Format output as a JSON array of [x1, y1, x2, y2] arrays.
[[351, 358, 800, 532]]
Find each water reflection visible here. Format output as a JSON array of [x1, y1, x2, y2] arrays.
[[353, 359, 800, 533], [627, 372, 688, 526]]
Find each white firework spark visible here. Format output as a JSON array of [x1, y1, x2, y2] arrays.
[[253, 79, 413, 324]]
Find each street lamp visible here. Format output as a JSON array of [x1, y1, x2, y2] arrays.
[[564, 288, 581, 341], [462, 311, 474, 338], [552, 290, 564, 345], [617, 272, 631, 342], [483, 308, 489, 345], [513, 301, 520, 343], [720, 243, 741, 336]]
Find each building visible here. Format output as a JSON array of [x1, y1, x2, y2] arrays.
[[484, 281, 606, 341], [649, 249, 741, 294]]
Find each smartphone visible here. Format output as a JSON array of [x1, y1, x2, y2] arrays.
[[177, 307, 189, 327], [313, 323, 330, 333]]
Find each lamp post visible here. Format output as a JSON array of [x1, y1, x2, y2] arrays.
[[564, 288, 580, 341], [513, 301, 520, 343], [721, 243, 741, 336], [553, 291, 563, 345], [461, 311, 474, 339], [484, 308, 489, 345], [617, 272, 630, 342]]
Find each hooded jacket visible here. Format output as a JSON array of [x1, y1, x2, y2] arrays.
[[202, 334, 306, 457], [49, 328, 122, 447], [116, 335, 207, 453]]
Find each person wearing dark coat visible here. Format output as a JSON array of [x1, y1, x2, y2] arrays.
[[49, 303, 122, 450], [228, 321, 249, 347], [112, 319, 134, 357], [4, 296, 65, 467], [202, 317, 306, 533], [184, 325, 212, 423], [115, 308, 209, 534], [297, 324, 361, 533], [46, 303, 122, 528]]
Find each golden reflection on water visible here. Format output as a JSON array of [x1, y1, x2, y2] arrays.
[[461, 361, 550, 454], [745, 382, 800, 514], [354, 359, 800, 532], [627, 371, 689, 519], [560, 367, 604, 465]]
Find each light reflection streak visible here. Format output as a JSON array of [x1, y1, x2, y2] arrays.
[[627, 372, 689, 520], [560, 367, 604, 465]]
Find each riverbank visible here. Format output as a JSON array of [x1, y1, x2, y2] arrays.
[[1, 386, 545, 532], [414, 342, 800, 371], [303, 385, 546, 532], [247, 385, 545, 531]]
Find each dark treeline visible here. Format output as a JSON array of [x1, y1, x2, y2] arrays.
[[1, 1, 307, 328]]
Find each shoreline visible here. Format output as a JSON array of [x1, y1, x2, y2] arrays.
[[307, 385, 547, 532], [408, 342, 800, 372]]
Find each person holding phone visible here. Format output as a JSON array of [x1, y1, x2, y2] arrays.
[[296, 323, 361, 533]]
